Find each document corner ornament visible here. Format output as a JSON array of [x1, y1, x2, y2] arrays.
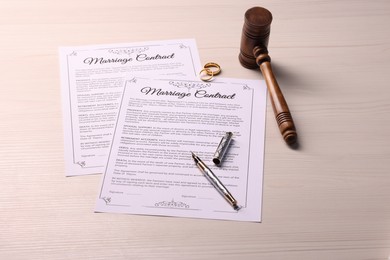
[[128, 77, 137, 84], [102, 197, 112, 205], [243, 84, 252, 90], [75, 161, 86, 168]]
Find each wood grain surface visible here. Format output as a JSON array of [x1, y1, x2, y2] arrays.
[[0, 0, 389, 259]]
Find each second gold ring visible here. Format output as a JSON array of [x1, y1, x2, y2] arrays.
[[199, 68, 214, 81]]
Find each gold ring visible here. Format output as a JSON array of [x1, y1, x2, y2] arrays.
[[204, 62, 221, 76], [199, 68, 214, 81]]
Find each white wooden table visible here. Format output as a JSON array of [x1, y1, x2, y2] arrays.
[[0, 0, 389, 259]]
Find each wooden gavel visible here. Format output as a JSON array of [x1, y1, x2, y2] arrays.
[[239, 7, 298, 145]]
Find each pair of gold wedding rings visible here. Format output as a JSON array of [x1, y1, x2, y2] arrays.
[[199, 62, 221, 81]]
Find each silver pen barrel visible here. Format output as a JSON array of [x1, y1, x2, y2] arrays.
[[191, 152, 241, 211], [202, 166, 238, 207]]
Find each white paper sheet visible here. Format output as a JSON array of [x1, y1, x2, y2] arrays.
[[59, 39, 201, 176], [96, 77, 267, 222]]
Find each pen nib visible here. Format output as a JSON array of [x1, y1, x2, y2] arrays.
[[191, 151, 200, 163], [233, 204, 242, 211]]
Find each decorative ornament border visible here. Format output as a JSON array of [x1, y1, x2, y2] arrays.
[[155, 199, 190, 209], [169, 81, 210, 91], [108, 47, 149, 56]]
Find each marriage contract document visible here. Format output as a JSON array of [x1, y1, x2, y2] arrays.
[[96, 77, 267, 222], [60, 39, 201, 176]]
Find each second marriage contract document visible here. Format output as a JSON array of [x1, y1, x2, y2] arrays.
[[96, 77, 267, 222], [60, 39, 201, 176]]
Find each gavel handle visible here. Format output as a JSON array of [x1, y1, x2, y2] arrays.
[[254, 46, 298, 145]]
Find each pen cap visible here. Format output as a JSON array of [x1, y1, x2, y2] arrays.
[[213, 132, 233, 165]]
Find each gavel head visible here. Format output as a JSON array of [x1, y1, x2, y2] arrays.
[[239, 7, 273, 69]]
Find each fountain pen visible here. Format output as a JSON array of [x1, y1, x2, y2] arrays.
[[191, 152, 241, 211]]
